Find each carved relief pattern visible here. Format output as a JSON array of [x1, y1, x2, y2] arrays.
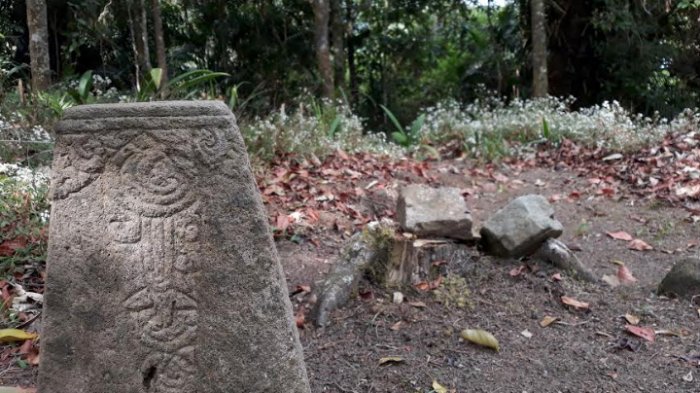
[[122, 216, 200, 393], [55, 123, 236, 392]]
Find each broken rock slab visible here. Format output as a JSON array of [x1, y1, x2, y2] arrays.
[[397, 184, 473, 241], [39, 101, 310, 393], [480, 194, 563, 257], [658, 257, 700, 298]]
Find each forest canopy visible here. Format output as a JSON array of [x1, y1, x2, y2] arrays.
[[2, 0, 700, 125]]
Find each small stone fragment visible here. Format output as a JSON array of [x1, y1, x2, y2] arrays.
[[392, 291, 404, 304], [658, 257, 700, 299], [480, 194, 563, 257], [397, 184, 473, 241]]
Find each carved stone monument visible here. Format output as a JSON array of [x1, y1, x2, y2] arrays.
[[38, 101, 311, 393]]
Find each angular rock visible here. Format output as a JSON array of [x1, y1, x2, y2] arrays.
[[397, 184, 472, 240], [39, 102, 310, 393], [480, 194, 563, 257], [658, 257, 700, 298]]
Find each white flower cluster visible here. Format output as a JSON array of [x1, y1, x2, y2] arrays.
[[0, 162, 49, 194], [422, 96, 697, 156], [241, 99, 398, 161], [0, 111, 51, 142], [67, 73, 117, 98]]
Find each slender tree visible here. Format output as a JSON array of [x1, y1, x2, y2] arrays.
[[127, 0, 151, 90], [530, 0, 548, 97], [151, 0, 168, 88], [136, 0, 151, 74], [330, 0, 346, 95], [310, 0, 334, 99], [26, 0, 51, 91]]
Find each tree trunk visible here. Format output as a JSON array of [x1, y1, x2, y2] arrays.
[[151, 0, 168, 89], [127, 0, 151, 90], [136, 0, 152, 74], [346, 0, 358, 106], [330, 0, 346, 96], [530, 0, 548, 97], [310, 0, 334, 99], [26, 0, 51, 91]]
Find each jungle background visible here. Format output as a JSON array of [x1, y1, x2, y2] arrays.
[[2, 1, 700, 391]]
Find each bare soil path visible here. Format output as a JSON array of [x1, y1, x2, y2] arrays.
[[2, 155, 700, 393], [282, 161, 700, 393]]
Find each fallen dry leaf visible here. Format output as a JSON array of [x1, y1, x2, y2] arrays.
[[414, 282, 430, 291], [655, 329, 682, 337], [0, 329, 37, 343], [617, 265, 638, 285], [460, 329, 500, 351], [275, 213, 291, 231], [378, 356, 404, 365], [624, 313, 640, 325], [625, 324, 655, 342], [509, 265, 526, 277], [432, 380, 450, 393], [0, 239, 28, 257], [540, 316, 558, 327], [389, 321, 403, 331], [628, 239, 653, 251], [607, 231, 634, 241], [561, 296, 590, 310], [290, 284, 311, 296], [429, 276, 444, 290], [602, 274, 620, 287], [551, 273, 562, 282], [294, 310, 305, 329], [408, 301, 427, 308], [0, 388, 37, 393]]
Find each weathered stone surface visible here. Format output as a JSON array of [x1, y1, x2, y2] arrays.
[[312, 228, 387, 327], [480, 194, 563, 257], [39, 101, 310, 393], [658, 257, 700, 298], [397, 184, 472, 240], [532, 238, 596, 282]]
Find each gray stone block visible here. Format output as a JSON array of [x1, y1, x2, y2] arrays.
[[658, 257, 700, 298], [38, 101, 310, 393], [480, 194, 563, 257], [397, 184, 472, 240]]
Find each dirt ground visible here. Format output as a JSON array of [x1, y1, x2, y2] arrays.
[[3, 159, 700, 392], [282, 163, 700, 393]]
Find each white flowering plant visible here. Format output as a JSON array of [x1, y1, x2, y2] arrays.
[[240, 98, 398, 163], [421, 96, 699, 160]]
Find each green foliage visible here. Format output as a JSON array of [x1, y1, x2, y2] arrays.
[[67, 71, 95, 105], [0, 172, 49, 272], [380, 105, 426, 147], [227, 82, 266, 114], [137, 68, 230, 101], [36, 91, 74, 118]]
